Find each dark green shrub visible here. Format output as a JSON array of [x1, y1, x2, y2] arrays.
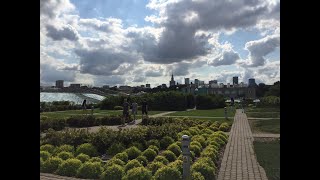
[[76, 153, 90, 163], [114, 152, 128, 163], [57, 151, 74, 160], [40, 151, 51, 161], [101, 164, 124, 180], [167, 144, 181, 157], [160, 136, 174, 149], [191, 162, 215, 180], [40, 158, 44, 172], [129, 142, 145, 151], [142, 148, 157, 162], [153, 155, 169, 165], [161, 150, 177, 162], [66, 115, 96, 128], [147, 139, 160, 148], [42, 157, 63, 173], [148, 145, 159, 154], [135, 155, 148, 166], [54, 144, 74, 154], [114, 106, 123, 110], [56, 158, 82, 177], [107, 142, 126, 156], [196, 157, 216, 169], [190, 145, 201, 157], [105, 158, 125, 167], [75, 143, 98, 157], [192, 172, 205, 180], [40, 144, 55, 154], [154, 166, 182, 180], [122, 167, 152, 180], [147, 161, 165, 175], [77, 162, 103, 179], [125, 146, 142, 160], [124, 159, 143, 172]]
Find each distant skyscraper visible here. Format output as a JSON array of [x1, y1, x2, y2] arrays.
[[56, 80, 64, 88], [248, 78, 256, 87], [185, 78, 190, 85], [170, 73, 176, 87], [194, 79, 199, 87], [233, 76, 238, 85], [199, 81, 204, 85]]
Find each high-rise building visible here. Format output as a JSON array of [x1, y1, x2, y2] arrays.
[[248, 78, 256, 87], [185, 78, 190, 85], [194, 79, 199, 87], [56, 80, 64, 89], [146, 84, 151, 88], [170, 74, 176, 87], [199, 81, 205, 85], [233, 76, 238, 85]]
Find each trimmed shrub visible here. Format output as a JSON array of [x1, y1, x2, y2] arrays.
[[191, 135, 206, 148], [135, 155, 148, 166], [129, 142, 145, 151], [190, 145, 201, 157], [153, 155, 169, 165], [148, 145, 159, 154], [190, 141, 203, 150], [42, 157, 64, 173], [107, 142, 126, 156], [88, 157, 103, 164], [154, 166, 182, 180], [76, 153, 90, 163], [54, 144, 74, 155], [105, 158, 125, 167], [201, 148, 218, 162], [57, 151, 74, 160], [192, 172, 205, 180], [167, 143, 181, 157], [124, 159, 143, 172], [147, 139, 160, 148], [40, 151, 51, 161], [161, 150, 177, 162], [142, 148, 157, 162], [56, 158, 82, 177], [77, 162, 103, 179], [101, 164, 124, 180], [114, 152, 128, 163], [188, 127, 200, 135], [75, 143, 98, 157], [122, 167, 152, 180], [114, 106, 123, 110], [219, 123, 230, 132], [196, 157, 216, 169], [191, 162, 215, 180], [125, 146, 142, 160], [40, 158, 44, 171], [168, 160, 183, 175], [160, 136, 174, 149], [40, 144, 55, 154], [203, 128, 214, 135], [147, 161, 165, 175]]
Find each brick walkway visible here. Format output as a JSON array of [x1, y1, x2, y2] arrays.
[[217, 109, 268, 180]]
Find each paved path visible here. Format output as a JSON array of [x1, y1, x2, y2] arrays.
[[252, 133, 280, 138], [217, 109, 268, 180], [40, 173, 88, 180]]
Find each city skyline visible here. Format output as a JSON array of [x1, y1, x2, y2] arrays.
[[41, 0, 280, 87]]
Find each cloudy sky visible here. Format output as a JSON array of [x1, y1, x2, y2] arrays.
[[40, 0, 280, 87]]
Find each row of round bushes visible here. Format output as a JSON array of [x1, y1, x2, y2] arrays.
[[40, 125, 229, 179]]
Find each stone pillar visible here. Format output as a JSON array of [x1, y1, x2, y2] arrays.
[[182, 135, 191, 180]]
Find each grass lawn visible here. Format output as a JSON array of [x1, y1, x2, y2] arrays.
[[247, 112, 280, 118], [246, 107, 280, 112], [40, 109, 165, 119], [254, 140, 280, 180], [249, 119, 280, 134], [167, 108, 236, 117]]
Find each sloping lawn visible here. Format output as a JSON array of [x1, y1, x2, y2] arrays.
[[249, 119, 280, 134], [254, 139, 280, 180], [168, 108, 236, 117]]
